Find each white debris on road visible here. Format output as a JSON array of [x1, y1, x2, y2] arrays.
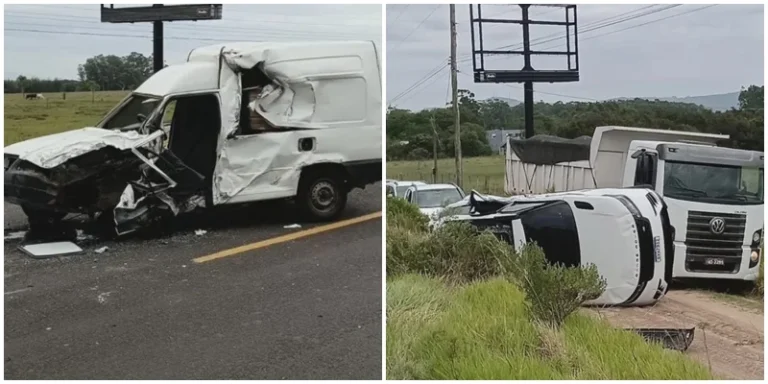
[[94, 246, 109, 254], [97, 291, 113, 304], [194, 229, 207, 236], [284, 224, 302, 229]]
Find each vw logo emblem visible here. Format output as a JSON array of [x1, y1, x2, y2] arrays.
[[709, 217, 726, 235]]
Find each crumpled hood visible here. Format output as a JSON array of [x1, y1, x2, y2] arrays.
[[4, 127, 149, 169]]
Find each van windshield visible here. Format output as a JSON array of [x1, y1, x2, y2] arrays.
[[663, 161, 764, 205], [101, 94, 161, 132]]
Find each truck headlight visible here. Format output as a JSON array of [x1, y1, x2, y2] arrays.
[[751, 251, 759, 262], [753, 230, 762, 244]]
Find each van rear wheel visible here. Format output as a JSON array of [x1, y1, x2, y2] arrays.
[[298, 172, 347, 221]]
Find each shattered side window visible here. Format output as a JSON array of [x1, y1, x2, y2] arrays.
[[102, 95, 161, 132]]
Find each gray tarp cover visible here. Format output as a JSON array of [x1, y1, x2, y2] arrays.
[[508, 135, 592, 165]]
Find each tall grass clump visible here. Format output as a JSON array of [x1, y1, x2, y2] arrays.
[[386, 275, 713, 380], [387, 197, 607, 325], [512, 244, 606, 327]]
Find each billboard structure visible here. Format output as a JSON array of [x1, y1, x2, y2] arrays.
[[469, 4, 579, 138], [101, 4, 223, 72]]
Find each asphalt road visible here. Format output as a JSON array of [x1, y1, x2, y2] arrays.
[[4, 184, 382, 379]]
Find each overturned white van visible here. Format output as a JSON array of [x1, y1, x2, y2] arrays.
[[435, 187, 672, 307], [5, 41, 382, 236]]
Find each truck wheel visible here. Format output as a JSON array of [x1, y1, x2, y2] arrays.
[[298, 172, 347, 221]]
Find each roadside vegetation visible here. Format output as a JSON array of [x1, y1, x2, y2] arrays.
[[4, 91, 128, 144], [386, 197, 713, 380]]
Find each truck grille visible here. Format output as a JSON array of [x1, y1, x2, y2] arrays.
[[685, 210, 745, 274]]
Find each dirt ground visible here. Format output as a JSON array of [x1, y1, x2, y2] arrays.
[[593, 290, 764, 380]]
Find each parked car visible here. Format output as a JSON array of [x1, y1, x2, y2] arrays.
[[385, 180, 427, 198], [435, 187, 672, 307], [403, 183, 465, 217]]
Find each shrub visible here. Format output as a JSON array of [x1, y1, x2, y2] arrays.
[[510, 243, 606, 327], [386, 220, 518, 283], [387, 195, 429, 233]]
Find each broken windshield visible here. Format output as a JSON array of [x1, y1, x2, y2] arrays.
[[100, 94, 161, 132], [663, 161, 764, 205]]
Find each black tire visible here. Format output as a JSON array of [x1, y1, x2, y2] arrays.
[[297, 171, 347, 221]]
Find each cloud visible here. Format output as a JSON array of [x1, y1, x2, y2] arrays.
[[4, 4, 382, 79], [387, 4, 764, 111]]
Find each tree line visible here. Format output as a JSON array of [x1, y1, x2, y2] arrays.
[[387, 85, 764, 161], [5, 52, 154, 94]]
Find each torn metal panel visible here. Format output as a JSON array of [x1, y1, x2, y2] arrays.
[[628, 327, 695, 352]]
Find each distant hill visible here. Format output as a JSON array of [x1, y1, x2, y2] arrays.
[[485, 91, 741, 112], [485, 96, 522, 107], [610, 92, 741, 112]]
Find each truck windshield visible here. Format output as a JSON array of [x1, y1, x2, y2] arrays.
[[417, 189, 463, 208], [101, 94, 161, 132], [663, 161, 764, 205]]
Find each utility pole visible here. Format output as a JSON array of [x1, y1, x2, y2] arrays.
[[450, 4, 462, 188], [521, 5, 534, 138], [430, 116, 438, 183]]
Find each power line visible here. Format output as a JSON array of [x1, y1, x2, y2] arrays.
[[389, 63, 449, 105], [458, 71, 597, 102], [3, 20, 377, 42], [389, 5, 440, 53], [4, 12, 379, 40], [397, 65, 450, 106], [466, 4, 680, 62], [390, 5, 410, 24], [393, 5, 668, 104], [6, 7, 379, 29]]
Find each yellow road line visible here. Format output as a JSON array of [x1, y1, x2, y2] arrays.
[[193, 211, 382, 264]]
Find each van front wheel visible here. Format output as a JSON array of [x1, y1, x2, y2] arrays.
[[298, 173, 347, 221]]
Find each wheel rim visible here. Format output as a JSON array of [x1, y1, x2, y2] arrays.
[[311, 181, 336, 212]]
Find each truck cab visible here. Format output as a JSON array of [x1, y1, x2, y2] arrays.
[[622, 140, 763, 280], [437, 187, 671, 306]]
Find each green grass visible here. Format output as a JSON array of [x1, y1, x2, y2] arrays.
[[387, 274, 714, 380], [387, 156, 507, 195], [4, 91, 129, 145]]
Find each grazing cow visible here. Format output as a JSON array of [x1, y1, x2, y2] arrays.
[[24, 93, 44, 100]]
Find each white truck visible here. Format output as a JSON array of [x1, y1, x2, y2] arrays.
[[5, 41, 382, 236], [436, 187, 672, 306], [505, 126, 764, 282]]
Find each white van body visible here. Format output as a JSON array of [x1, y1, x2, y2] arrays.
[[5, 41, 382, 234], [504, 126, 764, 281], [436, 188, 670, 306]]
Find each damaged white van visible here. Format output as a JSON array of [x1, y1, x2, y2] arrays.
[[4, 41, 382, 236]]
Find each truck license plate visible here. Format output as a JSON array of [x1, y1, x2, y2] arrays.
[[704, 258, 725, 266]]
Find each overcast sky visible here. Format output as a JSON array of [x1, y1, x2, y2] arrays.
[[4, 4, 381, 80], [387, 4, 764, 111]]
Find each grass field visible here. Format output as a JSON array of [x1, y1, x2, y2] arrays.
[[4, 91, 129, 145], [387, 274, 713, 380], [387, 156, 507, 195]]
